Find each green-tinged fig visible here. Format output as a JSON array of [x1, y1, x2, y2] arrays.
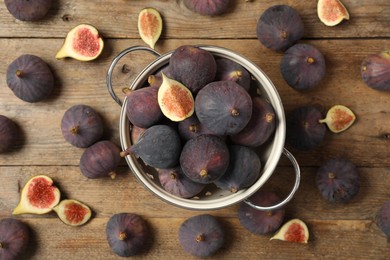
[[270, 219, 309, 243], [376, 201, 390, 237], [361, 51, 390, 91], [138, 7, 162, 49], [0, 218, 30, 260], [319, 105, 356, 133], [215, 58, 251, 91], [56, 24, 104, 61], [0, 115, 18, 153], [13, 175, 61, 215], [53, 199, 92, 226], [4, 0, 52, 21], [183, 0, 231, 16], [317, 0, 350, 26]]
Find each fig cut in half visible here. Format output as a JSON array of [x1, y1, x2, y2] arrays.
[[270, 218, 309, 243], [317, 0, 350, 26], [56, 24, 104, 61], [319, 105, 356, 133], [13, 175, 61, 215], [138, 7, 162, 49], [53, 199, 92, 226]]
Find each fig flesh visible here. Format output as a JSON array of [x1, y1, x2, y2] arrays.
[[157, 73, 194, 122], [138, 7, 162, 49], [53, 199, 92, 226], [376, 201, 390, 237], [13, 175, 61, 215], [56, 24, 104, 61], [256, 5, 304, 52], [106, 213, 149, 257], [215, 58, 251, 91], [0, 115, 18, 153], [270, 218, 309, 243], [183, 0, 231, 16], [7, 54, 54, 102], [4, 0, 52, 21], [0, 218, 30, 260], [361, 50, 390, 91], [317, 0, 350, 26], [178, 214, 225, 257], [319, 105, 356, 133]]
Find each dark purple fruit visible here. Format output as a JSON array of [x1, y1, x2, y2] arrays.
[[195, 81, 252, 135], [178, 214, 225, 257], [124, 86, 163, 128], [4, 0, 52, 21], [80, 140, 121, 179], [286, 105, 326, 151], [183, 0, 231, 16], [106, 213, 149, 257], [256, 5, 304, 52], [280, 43, 326, 90], [6, 54, 54, 102], [157, 166, 206, 198], [238, 191, 285, 235], [316, 158, 360, 203], [170, 45, 217, 93], [177, 114, 214, 141], [0, 218, 30, 260], [361, 50, 390, 91], [215, 58, 251, 91], [0, 115, 18, 153], [230, 97, 276, 147], [180, 135, 229, 184], [376, 201, 390, 237], [215, 145, 261, 193], [61, 104, 104, 148]]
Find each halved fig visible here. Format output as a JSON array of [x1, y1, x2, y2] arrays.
[[317, 0, 350, 26], [157, 73, 194, 122], [138, 7, 162, 49], [270, 218, 309, 243], [319, 105, 356, 133], [56, 24, 104, 61], [361, 50, 390, 91], [0, 218, 30, 260], [13, 175, 61, 215], [53, 199, 92, 226]]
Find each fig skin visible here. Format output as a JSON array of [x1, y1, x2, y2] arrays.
[[0, 218, 30, 260], [4, 0, 52, 21], [376, 201, 390, 237], [280, 43, 326, 91], [316, 158, 360, 203], [215, 58, 251, 91], [361, 50, 390, 91], [177, 113, 215, 141], [61, 104, 104, 148], [106, 213, 149, 257], [183, 0, 231, 16], [179, 214, 225, 257], [6, 54, 54, 103], [53, 199, 92, 227], [0, 115, 18, 153], [79, 140, 122, 179], [256, 5, 304, 52]]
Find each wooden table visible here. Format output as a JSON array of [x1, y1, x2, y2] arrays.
[[1, 1, 389, 259]]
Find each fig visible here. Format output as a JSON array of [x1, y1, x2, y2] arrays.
[[230, 96, 276, 147], [195, 80, 252, 135], [270, 218, 309, 243], [361, 50, 390, 91], [214, 145, 261, 193], [6, 54, 54, 102], [131, 125, 146, 144], [280, 43, 326, 90], [13, 175, 61, 215], [238, 191, 285, 235], [0, 115, 18, 153], [256, 5, 304, 52], [178, 114, 214, 141], [180, 135, 230, 184], [170, 45, 217, 93], [215, 58, 251, 91], [376, 201, 390, 237], [178, 214, 225, 257], [157, 73, 194, 122], [4, 0, 52, 21], [122, 125, 181, 169], [317, 0, 350, 26], [61, 104, 104, 148], [0, 218, 30, 260], [56, 24, 104, 61], [106, 213, 149, 257], [316, 158, 360, 203], [53, 199, 92, 226], [79, 140, 122, 179], [157, 166, 206, 198], [319, 105, 356, 133], [138, 7, 162, 49], [183, 0, 231, 16], [286, 105, 326, 151]]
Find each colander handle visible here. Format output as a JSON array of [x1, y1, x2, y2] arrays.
[[106, 46, 161, 106], [244, 148, 300, 211]]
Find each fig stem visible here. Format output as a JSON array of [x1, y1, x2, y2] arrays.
[[265, 113, 274, 123], [195, 234, 204, 242], [109, 172, 116, 179], [119, 231, 127, 241], [188, 124, 198, 133], [328, 172, 336, 179], [15, 69, 23, 77], [306, 57, 315, 64], [200, 169, 208, 178], [70, 126, 80, 135], [231, 108, 240, 117], [0, 242, 3, 248], [169, 172, 177, 180], [281, 31, 289, 40]]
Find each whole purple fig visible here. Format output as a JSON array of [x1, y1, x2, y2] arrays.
[[0, 218, 30, 260]]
